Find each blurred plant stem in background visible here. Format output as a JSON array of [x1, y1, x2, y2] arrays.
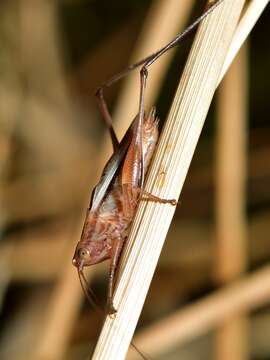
[[0, 1, 270, 359]]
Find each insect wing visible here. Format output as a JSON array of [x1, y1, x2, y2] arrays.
[[90, 116, 138, 210]]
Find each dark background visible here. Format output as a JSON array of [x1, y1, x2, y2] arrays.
[[0, 1, 269, 359]]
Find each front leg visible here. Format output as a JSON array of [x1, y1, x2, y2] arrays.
[[107, 237, 124, 315]]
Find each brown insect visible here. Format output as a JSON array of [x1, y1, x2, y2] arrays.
[[72, 0, 225, 315], [73, 107, 176, 315]]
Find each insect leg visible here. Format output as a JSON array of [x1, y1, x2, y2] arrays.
[[95, 0, 224, 151], [95, 87, 119, 152], [140, 189, 177, 206], [96, 0, 224, 92], [107, 237, 124, 315], [131, 1, 225, 202], [137, 0, 224, 70], [136, 66, 148, 186]]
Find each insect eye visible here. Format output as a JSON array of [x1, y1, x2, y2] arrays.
[[78, 248, 91, 260]]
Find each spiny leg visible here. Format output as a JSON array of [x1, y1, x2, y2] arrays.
[[95, 0, 223, 92], [110, 1, 223, 209], [94, 0, 224, 151], [94, 0, 224, 153]]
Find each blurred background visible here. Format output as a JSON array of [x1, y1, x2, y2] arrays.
[[0, 0, 270, 359]]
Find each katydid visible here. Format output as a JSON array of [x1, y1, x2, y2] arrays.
[[72, 0, 225, 316]]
